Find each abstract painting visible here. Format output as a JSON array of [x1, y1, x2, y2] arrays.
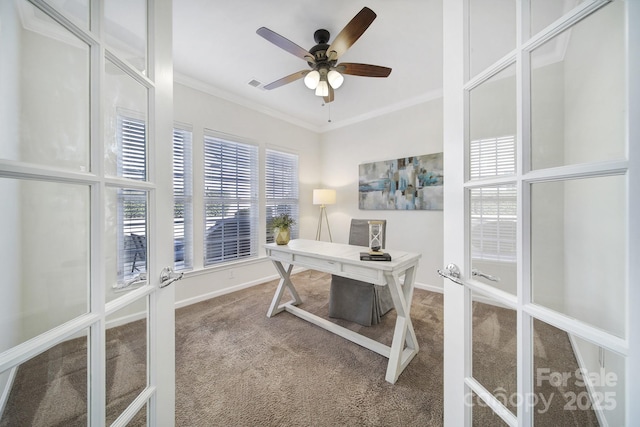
[[359, 153, 444, 210]]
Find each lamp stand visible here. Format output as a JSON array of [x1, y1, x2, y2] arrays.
[[315, 205, 333, 242]]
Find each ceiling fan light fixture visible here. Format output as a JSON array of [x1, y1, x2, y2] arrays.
[[315, 80, 329, 97], [304, 70, 320, 89], [327, 70, 344, 89]]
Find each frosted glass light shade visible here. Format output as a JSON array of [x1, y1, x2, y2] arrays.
[[304, 70, 320, 89], [313, 189, 336, 205], [327, 70, 344, 89], [315, 80, 329, 97]]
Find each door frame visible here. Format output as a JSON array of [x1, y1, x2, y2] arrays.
[[442, 0, 639, 425], [0, 0, 175, 425]]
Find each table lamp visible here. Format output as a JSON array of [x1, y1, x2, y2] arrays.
[[313, 189, 336, 241]]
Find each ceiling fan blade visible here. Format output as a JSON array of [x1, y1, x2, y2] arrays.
[[324, 85, 335, 103], [257, 27, 315, 63], [337, 63, 392, 78], [263, 70, 310, 90], [327, 7, 377, 61]]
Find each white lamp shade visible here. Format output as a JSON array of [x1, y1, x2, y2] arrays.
[[313, 189, 336, 205], [327, 70, 344, 89], [315, 80, 329, 97], [304, 70, 320, 89]]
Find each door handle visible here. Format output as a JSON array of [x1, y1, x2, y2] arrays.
[[437, 263, 463, 285], [160, 266, 183, 288], [472, 269, 500, 282]]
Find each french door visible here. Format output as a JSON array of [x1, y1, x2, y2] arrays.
[[0, 0, 175, 426], [443, 0, 638, 426]]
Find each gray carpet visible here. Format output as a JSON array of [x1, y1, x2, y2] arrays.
[[1, 270, 598, 426], [175, 270, 444, 426]]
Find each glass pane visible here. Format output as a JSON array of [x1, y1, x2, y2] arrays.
[[48, 0, 90, 29], [471, 391, 511, 426], [531, 175, 626, 337], [472, 294, 517, 415], [530, 0, 585, 38], [530, 1, 625, 170], [104, 59, 148, 179], [537, 333, 625, 426], [533, 319, 623, 425], [0, 329, 89, 426], [104, 0, 147, 73], [0, 0, 90, 172], [469, 64, 517, 180], [469, 0, 516, 78], [469, 185, 517, 295], [106, 300, 148, 426], [0, 178, 89, 351], [105, 187, 148, 301]]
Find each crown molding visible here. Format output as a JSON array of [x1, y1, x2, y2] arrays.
[[318, 89, 444, 133], [174, 73, 323, 133], [175, 73, 443, 135]]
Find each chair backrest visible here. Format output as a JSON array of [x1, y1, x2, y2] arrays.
[[349, 219, 386, 249]]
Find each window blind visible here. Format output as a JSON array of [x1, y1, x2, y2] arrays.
[[265, 149, 299, 243], [469, 135, 516, 179], [469, 136, 516, 262], [117, 116, 148, 279], [203, 134, 258, 265], [173, 128, 193, 270]]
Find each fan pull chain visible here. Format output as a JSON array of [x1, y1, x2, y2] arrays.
[[327, 103, 332, 123]]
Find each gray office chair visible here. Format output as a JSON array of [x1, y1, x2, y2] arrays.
[[328, 219, 394, 326]]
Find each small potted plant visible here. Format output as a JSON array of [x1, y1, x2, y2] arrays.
[[270, 213, 295, 245]]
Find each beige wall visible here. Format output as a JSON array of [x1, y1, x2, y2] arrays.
[[319, 98, 444, 288]]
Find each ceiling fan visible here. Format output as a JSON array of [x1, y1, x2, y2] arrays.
[[256, 6, 392, 103]]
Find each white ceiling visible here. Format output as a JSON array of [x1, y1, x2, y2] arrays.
[[172, 0, 444, 132]]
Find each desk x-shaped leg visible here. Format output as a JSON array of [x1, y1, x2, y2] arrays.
[[266, 259, 419, 384], [384, 265, 419, 383], [267, 261, 302, 317]]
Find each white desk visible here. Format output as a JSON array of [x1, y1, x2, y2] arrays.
[[264, 239, 421, 384]]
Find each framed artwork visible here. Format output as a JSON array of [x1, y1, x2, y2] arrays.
[[359, 153, 444, 210]]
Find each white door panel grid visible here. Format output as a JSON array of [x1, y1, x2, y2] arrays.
[[0, 0, 175, 426], [443, 0, 638, 426]]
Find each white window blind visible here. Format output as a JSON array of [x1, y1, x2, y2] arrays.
[[470, 186, 517, 262], [266, 149, 299, 243], [203, 134, 258, 265], [117, 116, 147, 280], [173, 127, 193, 270], [469, 136, 516, 262], [120, 117, 146, 181], [469, 135, 516, 179]]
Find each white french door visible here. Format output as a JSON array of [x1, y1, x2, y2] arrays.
[[0, 0, 175, 426], [443, 0, 638, 426]]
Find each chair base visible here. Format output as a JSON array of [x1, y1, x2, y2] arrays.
[[329, 275, 394, 326]]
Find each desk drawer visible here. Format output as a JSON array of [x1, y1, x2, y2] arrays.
[[342, 264, 382, 283], [294, 255, 340, 273], [269, 250, 293, 263]]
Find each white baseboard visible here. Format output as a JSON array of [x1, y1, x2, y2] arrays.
[[103, 268, 432, 330], [174, 266, 305, 309], [415, 282, 443, 294], [568, 334, 609, 427]]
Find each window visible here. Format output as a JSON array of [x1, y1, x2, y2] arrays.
[[117, 117, 192, 284], [117, 115, 148, 281], [265, 149, 299, 243], [469, 136, 516, 262], [203, 133, 258, 265], [173, 127, 193, 270]]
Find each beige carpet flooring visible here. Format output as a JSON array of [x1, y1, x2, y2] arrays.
[[1, 270, 599, 426]]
